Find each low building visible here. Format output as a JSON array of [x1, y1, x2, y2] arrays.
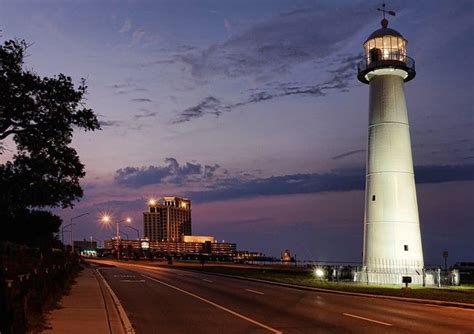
[[234, 250, 265, 261], [73, 240, 97, 251], [104, 238, 236, 256]]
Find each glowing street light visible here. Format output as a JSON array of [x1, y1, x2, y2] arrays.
[[101, 214, 111, 224], [99, 214, 132, 260]]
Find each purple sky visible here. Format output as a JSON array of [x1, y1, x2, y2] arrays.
[[1, 0, 472, 265]]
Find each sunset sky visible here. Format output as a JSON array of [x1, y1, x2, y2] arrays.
[[1, 0, 472, 265]]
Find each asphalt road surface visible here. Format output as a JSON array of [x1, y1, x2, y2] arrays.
[[91, 260, 474, 334]]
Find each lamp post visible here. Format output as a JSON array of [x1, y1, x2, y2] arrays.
[[124, 225, 140, 239], [61, 227, 73, 252], [61, 223, 74, 246], [101, 215, 131, 261], [67, 213, 90, 253]]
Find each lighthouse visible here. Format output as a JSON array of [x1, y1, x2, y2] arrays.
[[357, 10, 425, 284]]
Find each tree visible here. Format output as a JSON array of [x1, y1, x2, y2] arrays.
[[0, 40, 100, 244]]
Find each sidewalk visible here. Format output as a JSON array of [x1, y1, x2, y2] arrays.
[[42, 266, 125, 334]]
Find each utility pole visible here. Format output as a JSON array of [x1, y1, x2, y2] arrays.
[[116, 221, 120, 260]]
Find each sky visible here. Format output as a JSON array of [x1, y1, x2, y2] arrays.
[[0, 0, 472, 265]]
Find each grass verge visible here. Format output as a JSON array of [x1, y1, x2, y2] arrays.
[[175, 264, 474, 304]]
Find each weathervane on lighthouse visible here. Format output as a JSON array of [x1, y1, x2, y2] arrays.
[[356, 2, 427, 285], [377, 1, 396, 20]]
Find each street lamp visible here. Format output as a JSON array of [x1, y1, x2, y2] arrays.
[[71, 213, 90, 253], [101, 215, 132, 260], [62, 212, 90, 253], [61, 223, 74, 245], [124, 225, 140, 239]]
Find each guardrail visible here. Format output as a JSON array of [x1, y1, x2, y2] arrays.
[[1, 247, 80, 333], [357, 54, 416, 83]]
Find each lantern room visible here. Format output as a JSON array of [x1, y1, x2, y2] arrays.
[[357, 18, 416, 84]]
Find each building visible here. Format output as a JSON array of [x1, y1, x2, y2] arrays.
[[101, 196, 251, 259], [356, 10, 425, 284], [144, 197, 192, 242], [73, 239, 97, 251], [104, 238, 236, 256]]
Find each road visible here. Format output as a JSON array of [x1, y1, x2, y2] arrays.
[[90, 260, 474, 334]]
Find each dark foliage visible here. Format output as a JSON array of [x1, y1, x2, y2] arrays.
[[0, 39, 100, 245]]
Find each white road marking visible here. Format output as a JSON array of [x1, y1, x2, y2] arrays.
[[202, 278, 213, 283], [245, 289, 264, 295], [343, 313, 393, 326], [142, 274, 282, 334], [120, 279, 145, 283]]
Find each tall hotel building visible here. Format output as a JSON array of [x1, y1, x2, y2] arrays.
[[144, 197, 192, 242]]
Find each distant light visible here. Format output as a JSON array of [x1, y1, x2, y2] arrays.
[[149, 199, 156, 206], [126, 217, 132, 223], [101, 214, 111, 224], [315, 268, 325, 278]]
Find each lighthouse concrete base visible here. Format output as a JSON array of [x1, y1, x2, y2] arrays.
[[354, 270, 435, 286]]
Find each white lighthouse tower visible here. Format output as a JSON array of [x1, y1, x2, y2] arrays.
[[357, 7, 425, 284]]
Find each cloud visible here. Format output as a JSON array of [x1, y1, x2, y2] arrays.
[[185, 164, 474, 203], [114, 158, 223, 188], [174, 96, 226, 123], [204, 164, 220, 178], [119, 18, 132, 33], [99, 120, 122, 127], [187, 169, 363, 203], [109, 83, 130, 89], [173, 53, 361, 123], [108, 81, 148, 96], [176, 5, 368, 80], [134, 108, 158, 119], [415, 165, 474, 184], [131, 98, 152, 103], [332, 149, 365, 160]]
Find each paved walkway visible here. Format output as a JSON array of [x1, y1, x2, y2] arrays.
[[42, 266, 125, 334]]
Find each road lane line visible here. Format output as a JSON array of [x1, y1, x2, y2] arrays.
[[202, 278, 213, 283], [142, 274, 282, 334], [343, 313, 393, 326], [96, 268, 136, 334], [245, 289, 264, 295]]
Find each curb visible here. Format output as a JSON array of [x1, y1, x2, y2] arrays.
[[176, 268, 474, 310], [96, 268, 136, 334]]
